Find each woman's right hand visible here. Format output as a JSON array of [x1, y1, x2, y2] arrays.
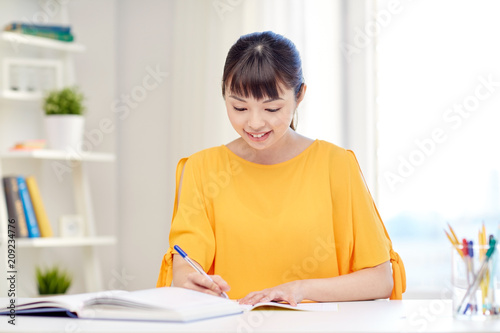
[[172, 254, 230, 297]]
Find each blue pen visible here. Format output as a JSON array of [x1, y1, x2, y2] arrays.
[[468, 241, 477, 313], [174, 245, 229, 299]]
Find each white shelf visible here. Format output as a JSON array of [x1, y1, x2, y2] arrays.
[[1, 90, 43, 101], [0, 149, 115, 162], [0, 31, 85, 52], [17, 236, 116, 248]]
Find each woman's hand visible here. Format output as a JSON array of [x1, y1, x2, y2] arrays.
[[238, 261, 393, 305], [238, 280, 304, 306], [182, 272, 230, 297], [172, 254, 230, 297]]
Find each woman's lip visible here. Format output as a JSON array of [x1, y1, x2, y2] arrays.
[[247, 131, 269, 136], [246, 130, 271, 142]]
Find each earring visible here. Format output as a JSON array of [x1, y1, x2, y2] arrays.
[[291, 109, 298, 130]]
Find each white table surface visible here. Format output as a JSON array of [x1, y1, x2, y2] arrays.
[[1, 299, 500, 333]]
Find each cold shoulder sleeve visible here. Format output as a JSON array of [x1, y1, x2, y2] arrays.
[[345, 150, 406, 299], [156, 156, 216, 288]]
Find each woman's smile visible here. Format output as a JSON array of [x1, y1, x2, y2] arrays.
[[246, 130, 272, 142]]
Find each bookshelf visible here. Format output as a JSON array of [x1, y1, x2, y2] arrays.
[[0, 25, 115, 295], [0, 152, 116, 294], [0, 150, 115, 162], [0, 31, 85, 103], [16, 236, 116, 248], [0, 31, 86, 53]]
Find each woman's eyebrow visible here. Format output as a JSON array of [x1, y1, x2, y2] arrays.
[[229, 95, 284, 103]]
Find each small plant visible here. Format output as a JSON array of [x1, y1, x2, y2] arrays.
[[36, 266, 72, 295], [43, 86, 85, 115]]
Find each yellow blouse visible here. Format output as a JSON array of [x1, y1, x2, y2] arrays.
[[157, 140, 405, 299]]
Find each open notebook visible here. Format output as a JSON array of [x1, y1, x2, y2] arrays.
[[0, 287, 338, 322]]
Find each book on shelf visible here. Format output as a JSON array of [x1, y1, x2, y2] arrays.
[[4, 22, 71, 34], [2, 177, 28, 237], [0, 287, 338, 322], [4, 22, 74, 42], [25, 176, 53, 237], [10, 139, 46, 151], [16, 176, 40, 238], [18, 30, 74, 42]]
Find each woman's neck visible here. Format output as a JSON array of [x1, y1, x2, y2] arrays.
[[227, 130, 314, 165]]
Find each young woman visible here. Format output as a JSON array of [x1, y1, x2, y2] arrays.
[[157, 31, 405, 305]]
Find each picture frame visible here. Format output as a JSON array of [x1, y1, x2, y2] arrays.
[[59, 215, 85, 238], [1, 57, 63, 99]]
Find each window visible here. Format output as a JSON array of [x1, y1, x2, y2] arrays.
[[376, 0, 500, 297]]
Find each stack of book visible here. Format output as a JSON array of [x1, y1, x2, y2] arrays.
[[3, 22, 74, 42], [10, 140, 47, 151], [2, 176, 53, 238]]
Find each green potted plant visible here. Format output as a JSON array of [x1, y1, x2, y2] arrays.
[[43, 86, 85, 151], [36, 265, 72, 296]]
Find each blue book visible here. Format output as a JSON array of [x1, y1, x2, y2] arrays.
[[17, 176, 40, 238], [6, 22, 71, 34]]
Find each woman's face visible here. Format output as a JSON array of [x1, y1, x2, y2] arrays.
[[225, 84, 304, 151]]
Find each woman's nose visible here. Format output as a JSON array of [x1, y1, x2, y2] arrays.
[[247, 110, 265, 130]]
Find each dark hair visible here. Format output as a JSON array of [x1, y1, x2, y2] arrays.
[[222, 31, 304, 130]]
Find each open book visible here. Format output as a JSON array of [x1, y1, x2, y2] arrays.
[[242, 302, 338, 312], [1, 287, 241, 322], [0, 287, 337, 322]]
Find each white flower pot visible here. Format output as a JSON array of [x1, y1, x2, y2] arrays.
[[44, 115, 85, 151]]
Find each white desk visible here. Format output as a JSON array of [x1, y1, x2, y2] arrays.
[[1, 299, 500, 333]]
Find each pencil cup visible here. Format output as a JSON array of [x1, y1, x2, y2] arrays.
[[452, 244, 500, 320]]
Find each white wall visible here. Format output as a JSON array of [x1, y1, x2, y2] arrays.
[[115, 0, 174, 290], [69, 0, 117, 292]]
